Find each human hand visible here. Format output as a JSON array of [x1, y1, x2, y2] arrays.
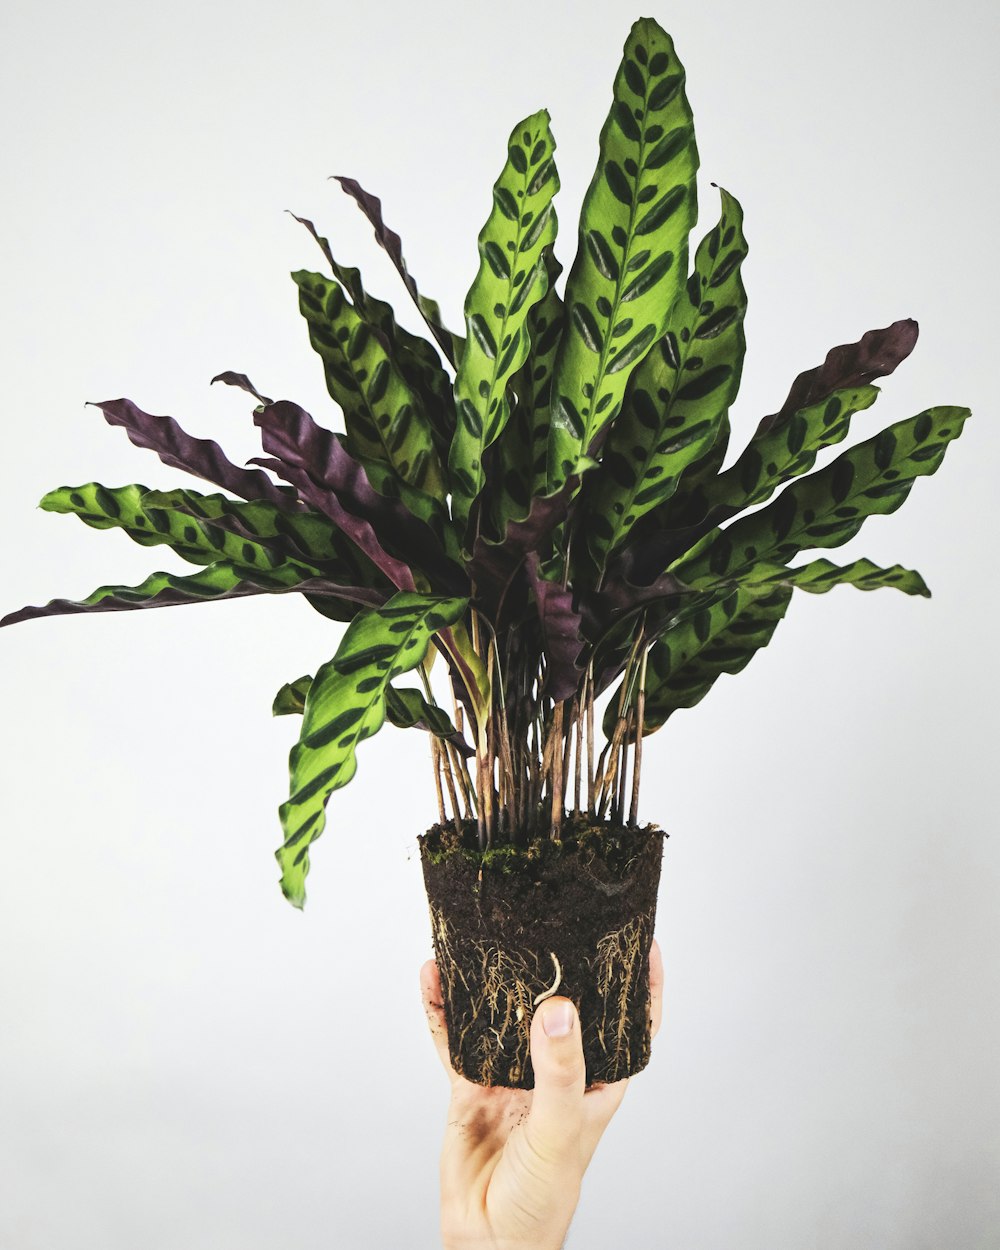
[[420, 938, 663, 1250]]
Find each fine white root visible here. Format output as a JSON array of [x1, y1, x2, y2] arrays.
[[533, 952, 563, 1006]]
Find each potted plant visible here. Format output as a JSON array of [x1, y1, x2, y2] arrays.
[[1, 16, 969, 1090]]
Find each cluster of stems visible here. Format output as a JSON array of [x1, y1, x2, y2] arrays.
[[428, 618, 651, 852]]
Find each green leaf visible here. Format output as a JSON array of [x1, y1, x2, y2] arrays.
[[273, 675, 312, 715], [137, 486, 386, 587], [291, 211, 457, 461], [546, 17, 698, 489], [638, 588, 793, 733], [273, 675, 471, 756], [674, 405, 972, 581], [585, 187, 747, 567], [276, 592, 468, 907], [384, 686, 472, 756], [699, 385, 881, 517], [724, 557, 930, 598], [292, 270, 445, 494], [493, 249, 565, 530], [39, 482, 330, 576], [0, 559, 357, 628], [449, 110, 560, 531]]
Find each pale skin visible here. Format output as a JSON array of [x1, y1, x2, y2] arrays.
[[420, 938, 664, 1250]]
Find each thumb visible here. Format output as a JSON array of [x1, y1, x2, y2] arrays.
[[523, 996, 586, 1167]]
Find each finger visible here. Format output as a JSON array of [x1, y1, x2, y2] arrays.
[[649, 937, 664, 1041], [521, 996, 586, 1171], [419, 958, 458, 1085]]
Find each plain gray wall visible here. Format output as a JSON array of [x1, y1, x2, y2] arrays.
[[1, 1, 997, 1247]]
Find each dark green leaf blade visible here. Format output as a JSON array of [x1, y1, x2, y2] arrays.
[[449, 110, 559, 531], [585, 187, 747, 567], [41, 482, 303, 573], [639, 588, 793, 733], [273, 675, 312, 716], [292, 270, 445, 495], [276, 592, 468, 908], [700, 384, 881, 518], [492, 249, 564, 530], [289, 212, 457, 462], [384, 686, 473, 756], [674, 405, 972, 581], [546, 17, 698, 489], [725, 557, 930, 598], [137, 486, 390, 589]]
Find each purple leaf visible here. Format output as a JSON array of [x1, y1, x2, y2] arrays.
[[334, 176, 459, 366], [252, 401, 464, 594], [756, 319, 919, 437], [210, 372, 273, 406], [90, 398, 293, 510], [0, 571, 381, 629], [525, 554, 585, 703], [468, 478, 578, 619]]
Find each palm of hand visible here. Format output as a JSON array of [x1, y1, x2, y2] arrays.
[[421, 940, 663, 1250]]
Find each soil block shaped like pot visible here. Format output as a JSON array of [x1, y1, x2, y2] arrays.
[[420, 821, 666, 1088], [3, 18, 970, 1089]]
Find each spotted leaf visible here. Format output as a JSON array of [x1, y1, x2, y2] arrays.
[[546, 17, 698, 490], [726, 557, 930, 598], [137, 486, 388, 590], [449, 110, 559, 532], [635, 588, 793, 734], [290, 212, 457, 463], [585, 187, 746, 568], [333, 178, 464, 367], [272, 675, 471, 757], [0, 560, 364, 629], [276, 592, 468, 908], [293, 270, 444, 495], [492, 249, 565, 531], [673, 405, 971, 582], [700, 385, 880, 521]]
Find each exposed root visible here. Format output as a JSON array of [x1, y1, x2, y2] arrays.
[[590, 915, 649, 1081], [429, 904, 652, 1086], [533, 952, 562, 1005], [429, 907, 573, 1084]]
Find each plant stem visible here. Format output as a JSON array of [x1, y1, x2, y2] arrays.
[[549, 701, 566, 839], [629, 645, 648, 827], [431, 738, 447, 825], [586, 662, 596, 818]]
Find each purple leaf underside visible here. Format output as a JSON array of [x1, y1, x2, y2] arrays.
[[334, 176, 457, 366], [0, 576, 381, 628], [91, 398, 293, 511], [525, 553, 585, 703], [756, 319, 919, 436], [468, 479, 578, 619], [252, 401, 463, 594]]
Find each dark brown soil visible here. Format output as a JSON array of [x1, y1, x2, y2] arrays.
[[418, 818, 666, 1089]]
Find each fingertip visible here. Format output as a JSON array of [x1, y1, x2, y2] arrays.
[[535, 996, 577, 1040]]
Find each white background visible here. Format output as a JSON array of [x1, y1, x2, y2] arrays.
[[1, 1, 997, 1246]]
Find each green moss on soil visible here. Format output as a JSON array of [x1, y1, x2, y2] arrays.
[[420, 814, 665, 879]]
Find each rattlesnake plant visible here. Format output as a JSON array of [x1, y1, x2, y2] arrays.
[[2, 17, 969, 907]]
